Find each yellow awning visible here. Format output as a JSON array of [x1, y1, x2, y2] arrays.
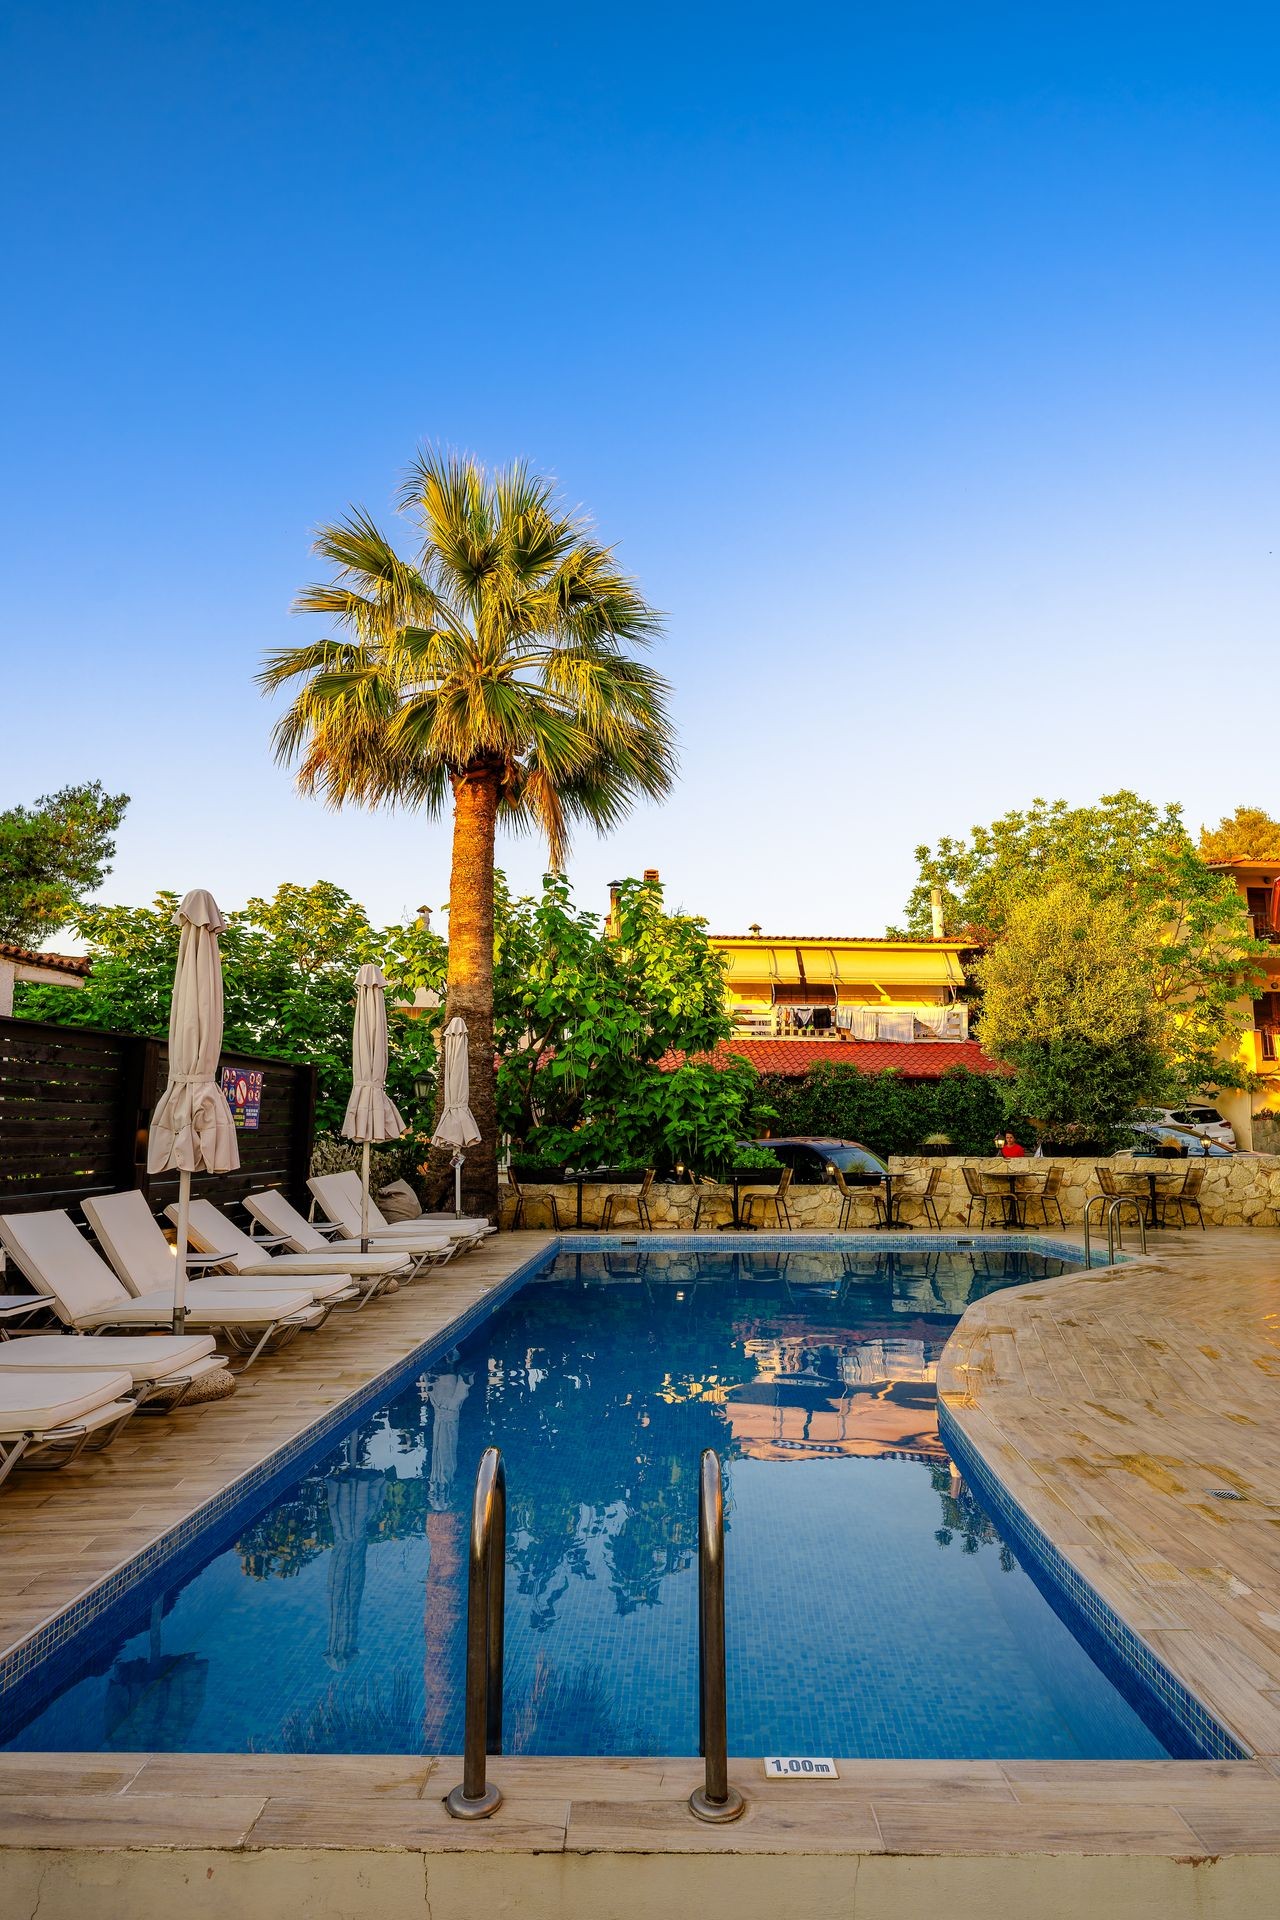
[[718, 941, 964, 991], [769, 948, 802, 985], [819, 947, 964, 988]]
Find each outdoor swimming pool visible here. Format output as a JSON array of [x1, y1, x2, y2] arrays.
[[1, 1239, 1196, 1760]]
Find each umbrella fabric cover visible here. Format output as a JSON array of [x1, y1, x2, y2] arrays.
[[431, 1016, 480, 1151], [342, 964, 405, 1144], [147, 890, 240, 1178]]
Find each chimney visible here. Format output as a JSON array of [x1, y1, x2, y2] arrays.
[[607, 880, 623, 938], [416, 905, 432, 933], [930, 887, 945, 941], [643, 868, 660, 886], [748, 922, 762, 937]]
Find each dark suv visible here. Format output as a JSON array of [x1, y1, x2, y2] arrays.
[[752, 1137, 888, 1184]]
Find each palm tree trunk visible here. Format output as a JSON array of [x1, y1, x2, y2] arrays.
[[433, 760, 500, 1221]]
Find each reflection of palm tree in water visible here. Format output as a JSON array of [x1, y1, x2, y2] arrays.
[[421, 1355, 472, 1750], [325, 1462, 387, 1670], [104, 1598, 208, 1750]]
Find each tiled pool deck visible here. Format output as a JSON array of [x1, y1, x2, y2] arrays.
[[0, 1226, 1278, 1918]]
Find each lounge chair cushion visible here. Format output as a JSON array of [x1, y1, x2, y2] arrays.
[[0, 1333, 218, 1386], [76, 1285, 323, 1328], [0, 1369, 134, 1429], [0, 1208, 133, 1319]]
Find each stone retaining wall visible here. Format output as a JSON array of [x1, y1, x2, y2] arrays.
[[502, 1153, 1280, 1231]]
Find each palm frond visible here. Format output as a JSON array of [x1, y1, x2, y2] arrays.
[[262, 452, 675, 843]]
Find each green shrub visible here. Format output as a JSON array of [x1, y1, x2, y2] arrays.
[[754, 1064, 1010, 1158]]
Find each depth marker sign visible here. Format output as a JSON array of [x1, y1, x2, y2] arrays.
[[763, 1757, 839, 1779]]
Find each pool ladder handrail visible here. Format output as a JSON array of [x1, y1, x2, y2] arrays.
[[445, 1446, 506, 1819], [690, 1449, 746, 1823], [1082, 1193, 1147, 1269]]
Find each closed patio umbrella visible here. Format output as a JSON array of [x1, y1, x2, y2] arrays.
[[342, 963, 406, 1252], [147, 890, 239, 1333], [431, 1016, 480, 1219]]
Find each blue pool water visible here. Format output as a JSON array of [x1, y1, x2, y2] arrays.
[[2, 1241, 1185, 1759]]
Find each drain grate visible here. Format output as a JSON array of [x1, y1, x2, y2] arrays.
[[1208, 1488, 1245, 1500]]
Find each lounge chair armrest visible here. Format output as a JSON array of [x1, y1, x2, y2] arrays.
[[183, 1250, 232, 1271], [247, 1231, 294, 1248]]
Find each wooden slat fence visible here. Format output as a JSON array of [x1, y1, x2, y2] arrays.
[[0, 1016, 317, 1221]]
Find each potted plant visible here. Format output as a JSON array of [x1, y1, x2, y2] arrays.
[[727, 1143, 785, 1180]]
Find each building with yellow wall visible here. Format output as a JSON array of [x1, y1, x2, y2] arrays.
[[708, 931, 976, 1043], [1206, 860, 1280, 1151]]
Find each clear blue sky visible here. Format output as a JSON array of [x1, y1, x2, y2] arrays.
[[3, 3, 1277, 939]]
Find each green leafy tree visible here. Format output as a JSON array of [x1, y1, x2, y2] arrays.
[[491, 871, 755, 1171], [1199, 806, 1280, 863], [897, 791, 1262, 1097], [975, 881, 1170, 1142], [258, 450, 675, 1217], [15, 882, 446, 1133], [0, 781, 129, 946]]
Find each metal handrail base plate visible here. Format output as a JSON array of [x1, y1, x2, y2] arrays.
[[445, 1783, 503, 1820], [689, 1784, 746, 1824]]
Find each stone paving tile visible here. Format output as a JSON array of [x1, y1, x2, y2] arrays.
[[939, 1228, 1280, 1759]]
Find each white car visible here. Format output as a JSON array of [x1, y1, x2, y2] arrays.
[[1152, 1105, 1236, 1150]]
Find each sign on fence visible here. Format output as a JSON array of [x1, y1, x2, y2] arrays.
[[220, 1067, 263, 1130]]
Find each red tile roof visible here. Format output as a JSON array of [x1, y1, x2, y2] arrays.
[[660, 1038, 1006, 1079], [0, 942, 91, 977]]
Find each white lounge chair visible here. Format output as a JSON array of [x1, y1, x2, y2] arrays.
[[0, 1209, 328, 1370], [244, 1187, 450, 1281], [169, 1196, 411, 1300], [308, 1174, 490, 1254], [332, 1171, 495, 1241], [79, 1191, 358, 1310], [0, 1332, 229, 1411], [0, 1368, 136, 1490]]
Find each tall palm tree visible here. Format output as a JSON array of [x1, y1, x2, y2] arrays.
[[259, 450, 675, 1218]]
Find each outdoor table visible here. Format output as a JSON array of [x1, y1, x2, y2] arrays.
[[843, 1170, 900, 1229], [981, 1167, 1039, 1229], [561, 1169, 644, 1229], [718, 1170, 778, 1230], [1113, 1169, 1180, 1228]]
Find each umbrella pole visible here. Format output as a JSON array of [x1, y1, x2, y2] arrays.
[[454, 1153, 463, 1220], [361, 1142, 371, 1255], [173, 1168, 190, 1336]]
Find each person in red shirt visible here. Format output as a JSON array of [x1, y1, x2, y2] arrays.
[[999, 1131, 1027, 1159]]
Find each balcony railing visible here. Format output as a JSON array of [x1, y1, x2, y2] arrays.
[[730, 1008, 970, 1042], [1247, 914, 1280, 944]]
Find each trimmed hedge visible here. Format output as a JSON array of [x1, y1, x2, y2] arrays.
[[754, 1064, 1013, 1158]]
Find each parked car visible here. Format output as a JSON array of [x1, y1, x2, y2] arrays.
[[749, 1137, 889, 1184], [1128, 1121, 1233, 1158], [1153, 1105, 1237, 1149]]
